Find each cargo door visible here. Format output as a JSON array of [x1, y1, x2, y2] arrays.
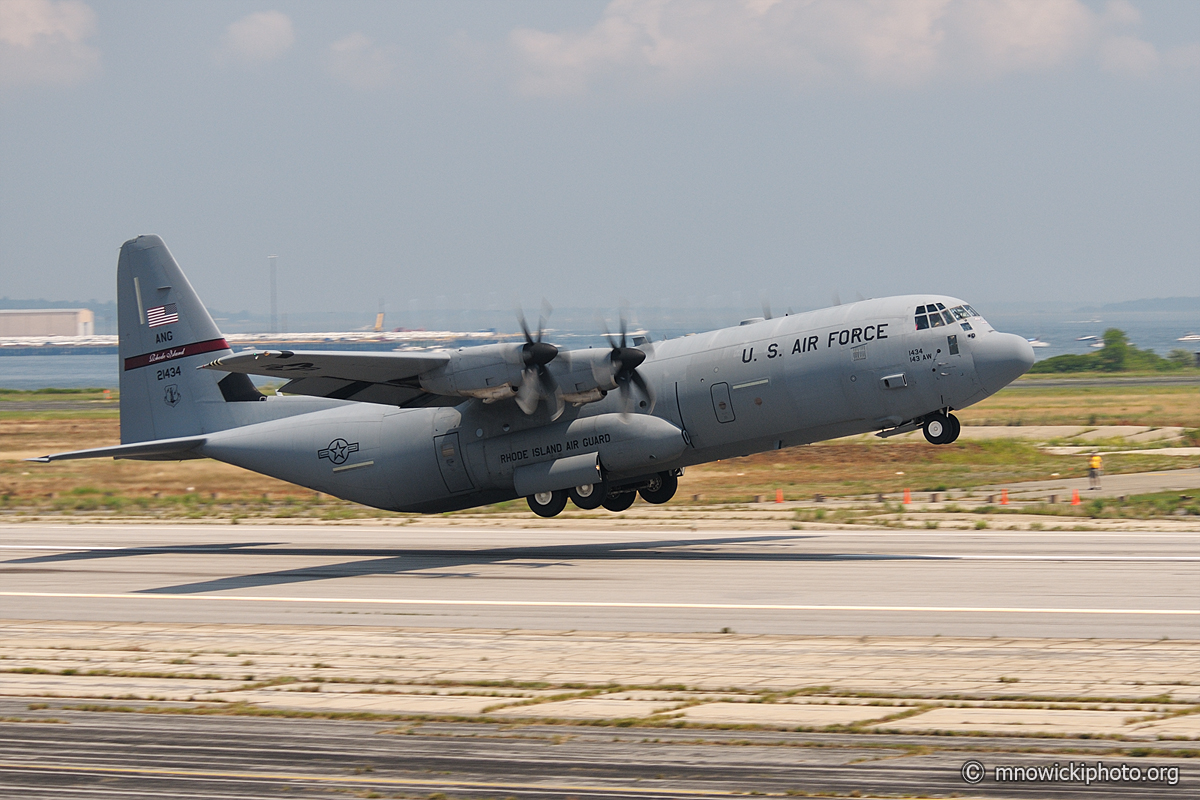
[[434, 432, 474, 493]]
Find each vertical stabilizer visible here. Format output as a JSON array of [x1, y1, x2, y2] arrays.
[[117, 236, 248, 443]]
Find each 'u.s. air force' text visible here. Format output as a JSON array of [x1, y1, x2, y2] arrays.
[[742, 324, 889, 363]]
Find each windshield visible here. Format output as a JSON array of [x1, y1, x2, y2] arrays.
[[915, 302, 979, 331]]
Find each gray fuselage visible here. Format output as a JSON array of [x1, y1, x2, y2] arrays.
[[198, 295, 1032, 513]]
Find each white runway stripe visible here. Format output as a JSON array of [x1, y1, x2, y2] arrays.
[[1, 591, 1197, 615]]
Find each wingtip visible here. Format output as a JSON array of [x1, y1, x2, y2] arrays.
[[25, 456, 51, 463]]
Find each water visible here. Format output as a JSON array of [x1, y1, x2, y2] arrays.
[[1, 312, 1196, 390], [0, 355, 118, 389], [985, 310, 1200, 362]]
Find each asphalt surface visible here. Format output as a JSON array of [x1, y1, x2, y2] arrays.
[[2, 523, 1199, 638], [0, 702, 1193, 799]]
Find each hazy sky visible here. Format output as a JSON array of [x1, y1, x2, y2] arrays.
[[2, 0, 1198, 322]]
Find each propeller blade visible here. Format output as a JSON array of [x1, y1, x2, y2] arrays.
[[516, 305, 534, 345], [762, 300, 772, 320], [515, 368, 540, 415], [631, 369, 656, 415], [599, 317, 619, 350], [616, 378, 634, 418], [537, 299, 553, 344], [538, 367, 564, 421]]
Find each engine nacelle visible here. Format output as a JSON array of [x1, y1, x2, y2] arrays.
[[546, 349, 619, 405], [418, 343, 526, 401]]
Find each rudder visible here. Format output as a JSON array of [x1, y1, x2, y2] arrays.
[[117, 235, 259, 443]]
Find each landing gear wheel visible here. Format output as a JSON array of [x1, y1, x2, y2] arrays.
[[638, 472, 678, 505], [947, 413, 961, 443], [923, 413, 956, 445], [527, 489, 568, 517], [569, 481, 607, 510], [601, 491, 636, 512]]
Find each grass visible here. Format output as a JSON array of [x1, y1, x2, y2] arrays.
[[957, 382, 1200, 428]]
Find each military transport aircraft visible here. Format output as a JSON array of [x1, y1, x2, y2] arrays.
[[33, 236, 1035, 516]]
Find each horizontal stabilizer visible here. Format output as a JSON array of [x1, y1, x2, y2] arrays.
[[28, 436, 207, 463]]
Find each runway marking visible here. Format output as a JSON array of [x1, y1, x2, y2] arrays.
[[0, 761, 738, 796], [2, 591, 1197, 615]]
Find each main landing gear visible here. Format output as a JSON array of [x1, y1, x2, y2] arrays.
[[527, 489, 568, 518], [923, 412, 961, 445], [525, 470, 680, 517]]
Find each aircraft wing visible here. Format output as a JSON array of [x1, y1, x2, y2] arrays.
[[201, 350, 459, 407]]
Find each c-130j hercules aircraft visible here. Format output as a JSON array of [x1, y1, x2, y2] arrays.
[[35, 236, 1035, 516]]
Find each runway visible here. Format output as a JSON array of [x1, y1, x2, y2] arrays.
[[2, 523, 1199, 637], [0, 705, 1190, 800]]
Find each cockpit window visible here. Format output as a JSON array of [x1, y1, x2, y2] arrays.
[[917, 301, 983, 330]]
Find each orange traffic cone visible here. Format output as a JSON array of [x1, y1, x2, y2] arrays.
[[1071, 490, 1081, 506], [903, 488, 911, 504], [775, 488, 784, 503], [1000, 489, 1008, 505]]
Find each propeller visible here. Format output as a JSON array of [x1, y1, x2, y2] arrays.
[[515, 301, 563, 420], [597, 310, 655, 416]]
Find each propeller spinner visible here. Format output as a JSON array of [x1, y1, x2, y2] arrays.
[[598, 313, 655, 416]]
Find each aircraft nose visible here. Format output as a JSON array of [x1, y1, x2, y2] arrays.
[[973, 332, 1035, 395]]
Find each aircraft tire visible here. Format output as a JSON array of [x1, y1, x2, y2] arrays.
[[638, 472, 678, 505], [601, 491, 636, 512], [922, 413, 955, 445], [527, 489, 568, 517], [569, 482, 607, 510], [946, 413, 961, 443]]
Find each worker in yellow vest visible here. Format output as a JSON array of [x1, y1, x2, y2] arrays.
[[1088, 453, 1103, 490]]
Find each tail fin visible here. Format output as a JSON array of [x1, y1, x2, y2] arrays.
[[117, 235, 260, 444]]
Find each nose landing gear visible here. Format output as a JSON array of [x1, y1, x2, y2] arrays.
[[923, 412, 961, 445]]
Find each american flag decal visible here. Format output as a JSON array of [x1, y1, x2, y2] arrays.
[[147, 304, 179, 328]]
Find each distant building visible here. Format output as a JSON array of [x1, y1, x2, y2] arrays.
[[0, 309, 94, 337]]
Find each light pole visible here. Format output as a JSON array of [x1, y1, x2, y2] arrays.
[[268, 254, 278, 334]]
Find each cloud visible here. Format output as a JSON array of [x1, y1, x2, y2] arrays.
[[1099, 34, 1158, 76], [326, 33, 394, 90], [508, 0, 1195, 95], [0, 0, 100, 87], [217, 10, 294, 65]]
